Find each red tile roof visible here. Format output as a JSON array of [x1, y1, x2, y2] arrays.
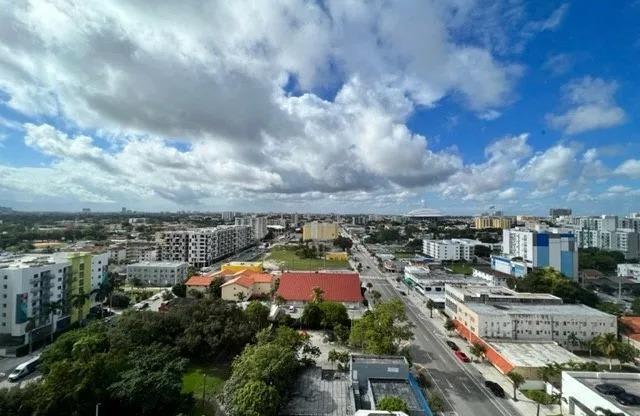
[[222, 272, 273, 288], [277, 272, 363, 303], [621, 316, 640, 335], [185, 275, 213, 287]]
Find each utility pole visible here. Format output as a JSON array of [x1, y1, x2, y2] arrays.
[[202, 373, 207, 406]]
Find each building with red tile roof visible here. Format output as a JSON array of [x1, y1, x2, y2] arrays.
[[221, 272, 273, 301], [276, 272, 363, 307], [185, 274, 214, 296], [620, 316, 640, 350]]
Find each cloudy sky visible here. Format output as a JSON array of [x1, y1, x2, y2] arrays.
[[0, 1, 639, 215]]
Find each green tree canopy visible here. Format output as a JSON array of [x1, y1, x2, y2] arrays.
[[515, 268, 598, 307], [377, 396, 409, 413], [349, 299, 414, 354]]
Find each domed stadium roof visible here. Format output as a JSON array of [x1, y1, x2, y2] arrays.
[[404, 208, 443, 217]]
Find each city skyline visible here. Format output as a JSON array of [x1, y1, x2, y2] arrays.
[[0, 2, 639, 214]]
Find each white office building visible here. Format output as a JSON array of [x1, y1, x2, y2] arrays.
[[126, 261, 188, 286], [236, 216, 268, 240], [422, 239, 472, 261], [562, 371, 640, 416], [0, 255, 69, 347], [445, 285, 616, 347], [618, 263, 640, 281]]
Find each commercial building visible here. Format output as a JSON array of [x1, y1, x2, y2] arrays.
[[126, 261, 188, 286], [220, 272, 273, 301], [445, 285, 616, 348], [550, 208, 572, 218], [619, 264, 640, 282], [158, 225, 254, 268], [471, 267, 511, 287], [235, 215, 268, 240], [276, 272, 363, 308], [422, 239, 472, 261], [0, 255, 69, 352], [490, 255, 528, 277], [474, 216, 515, 229], [502, 228, 578, 279], [302, 221, 339, 241], [562, 371, 640, 416]]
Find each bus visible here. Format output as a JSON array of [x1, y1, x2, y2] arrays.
[[8, 355, 40, 382]]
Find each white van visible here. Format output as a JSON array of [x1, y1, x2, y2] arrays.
[[8, 355, 40, 382]]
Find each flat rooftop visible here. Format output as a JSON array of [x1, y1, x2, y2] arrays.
[[566, 371, 640, 416], [468, 302, 614, 318], [491, 341, 583, 368], [448, 285, 561, 301], [280, 367, 354, 416], [369, 379, 425, 416], [351, 355, 408, 366], [127, 261, 187, 267]]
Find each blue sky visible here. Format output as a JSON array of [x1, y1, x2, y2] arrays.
[[0, 1, 638, 215]]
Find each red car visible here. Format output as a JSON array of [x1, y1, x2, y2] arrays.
[[454, 351, 471, 363]]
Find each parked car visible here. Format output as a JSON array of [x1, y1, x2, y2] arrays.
[[8, 355, 40, 382], [446, 340, 459, 351], [615, 392, 640, 406], [454, 351, 471, 363], [399, 291, 407, 296], [595, 383, 626, 396], [485, 381, 506, 398]]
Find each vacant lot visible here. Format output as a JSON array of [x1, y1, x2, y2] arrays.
[[266, 246, 350, 270], [447, 262, 473, 275]]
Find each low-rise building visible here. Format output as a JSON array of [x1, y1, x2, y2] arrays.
[[490, 255, 528, 277], [276, 272, 363, 308], [472, 266, 511, 287], [126, 261, 188, 286], [446, 285, 616, 348], [221, 272, 273, 301], [422, 239, 472, 261], [618, 263, 640, 281], [185, 275, 213, 296], [562, 371, 640, 416]]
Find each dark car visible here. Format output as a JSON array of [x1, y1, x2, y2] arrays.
[[485, 381, 506, 398], [446, 340, 459, 351], [615, 392, 640, 406], [399, 291, 407, 296], [595, 383, 626, 396]]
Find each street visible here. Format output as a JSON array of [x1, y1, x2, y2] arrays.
[[0, 352, 41, 389], [353, 243, 521, 416]]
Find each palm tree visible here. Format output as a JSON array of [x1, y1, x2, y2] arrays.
[[71, 292, 89, 322], [470, 342, 486, 362], [595, 333, 618, 370], [311, 286, 325, 303], [507, 371, 525, 401], [25, 317, 36, 354], [42, 300, 63, 343], [426, 299, 435, 318], [235, 291, 246, 302], [366, 282, 373, 290]]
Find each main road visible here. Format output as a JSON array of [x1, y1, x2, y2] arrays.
[[352, 242, 521, 416]]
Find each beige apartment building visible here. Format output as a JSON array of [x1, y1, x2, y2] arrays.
[[302, 221, 338, 241], [474, 216, 515, 229]]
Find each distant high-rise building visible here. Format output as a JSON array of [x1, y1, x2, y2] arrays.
[[474, 216, 514, 229], [549, 208, 572, 218], [81, 208, 91, 213], [235, 216, 268, 240], [121, 207, 127, 213], [221, 211, 235, 221]]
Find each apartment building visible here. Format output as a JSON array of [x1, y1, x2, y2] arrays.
[[549, 208, 572, 218], [618, 263, 640, 281], [474, 216, 515, 230], [126, 261, 188, 286], [422, 239, 472, 261], [235, 215, 268, 240], [445, 285, 616, 347], [302, 221, 339, 241], [158, 225, 254, 268], [0, 255, 69, 349], [574, 228, 640, 260], [502, 228, 578, 279]]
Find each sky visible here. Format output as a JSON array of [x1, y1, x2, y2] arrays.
[[0, 1, 639, 215]]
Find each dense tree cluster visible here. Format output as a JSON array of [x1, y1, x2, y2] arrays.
[[579, 248, 626, 273], [367, 227, 401, 244], [333, 236, 353, 251], [301, 301, 349, 330], [511, 268, 598, 307], [350, 299, 414, 354], [0, 298, 260, 415]]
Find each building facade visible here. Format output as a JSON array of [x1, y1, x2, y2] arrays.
[[126, 261, 188, 286], [502, 228, 578, 279], [474, 216, 515, 229], [235, 216, 268, 240], [549, 208, 572, 218], [618, 263, 640, 281], [302, 222, 339, 241], [422, 239, 472, 261]]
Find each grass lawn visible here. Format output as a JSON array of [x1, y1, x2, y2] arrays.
[[182, 363, 230, 400], [447, 262, 473, 275], [266, 246, 350, 270]]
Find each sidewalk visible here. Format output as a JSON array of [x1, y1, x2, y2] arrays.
[[390, 277, 561, 416]]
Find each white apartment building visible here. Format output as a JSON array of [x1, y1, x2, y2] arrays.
[[445, 285, 616, 347], [159, 225, 254, 268], [422, 239, 472, 261], [236, 216, 268, 240], [618, 263, 640, 281], [0, 255, 69, 346], [574, 228, 640, 259], [126, 261, 188, 286]]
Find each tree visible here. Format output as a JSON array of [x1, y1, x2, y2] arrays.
[[596, 302, 623, 315], [595, 333, 618, 370], [529, 390, 553, 416], [246, 301, 270, 332], [328, 349, 350, 371], [333, 236, 353, 251], [235, 291, 246, 302], [427, 391, 445, 413], [426, 299, 435, 318], [470, 342, 486, 362], [172, 283, 186, 298], [507, 371, 525, 401], [349, 300, 414, 355], [515, 268, 598, 307], [311, 286, 325, 303], [319, 302, 349, 329], [366, 282, 373, 289], [615, 342, 638, 369], [42, 300, 63, 343], [229, 380, 279, 416], [371, 290, 382, 304], [208, 278, 224, 298], [444, 318, 456, 334], [474, 245, 492, 258], [377, 396, 409, 413], [107, 291, 130, 308], [632, 297, 640, 315], [189, 288, 204, 299], [301, 303, 324, 328], [567, 332, 579, 352]]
